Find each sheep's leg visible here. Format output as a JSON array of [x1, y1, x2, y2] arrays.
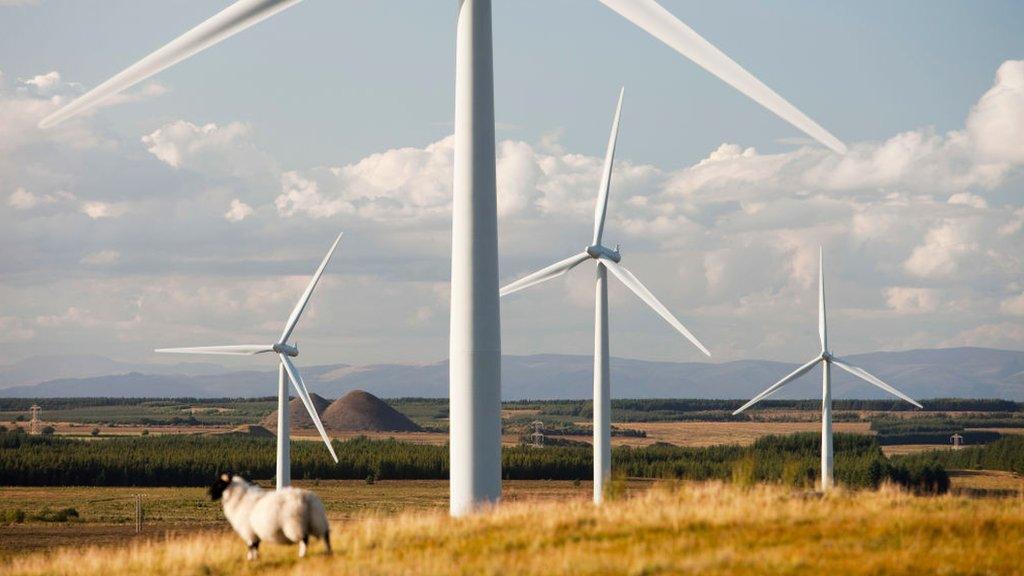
[[247, 540, 260, 561], [324, 530, 332, 556], [298, 536, 309, 558]]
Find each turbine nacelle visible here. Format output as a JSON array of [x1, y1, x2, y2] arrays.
[[273, 343, 299, 357], [586, 244, 621, 263]]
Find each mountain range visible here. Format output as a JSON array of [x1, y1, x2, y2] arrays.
[[1, 347, 1022, 401]]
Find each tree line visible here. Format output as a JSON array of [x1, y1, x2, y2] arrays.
[[894, 435, 1024, 475], [0, 430, 946, 493]]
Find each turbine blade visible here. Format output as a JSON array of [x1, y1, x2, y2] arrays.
[[279, 354, 339, 463], [154, 345, 274, 356], [592, 87, 625, 246], [279, 233, 343, 344], [599, 257, 710, 357], [733, 356, 821, 415], [500, 252, 591, 297], [831, 357, 923, 409], [39, 0, 303, 128], [597, 0, 846, 153], [818, 246, 827, 353]]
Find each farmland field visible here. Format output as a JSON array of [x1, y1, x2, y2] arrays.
[[0, 419, 878, 448], [3, 397, 1023, 569], [0, 479, 643, 559], [3, 482, 1023, 575]]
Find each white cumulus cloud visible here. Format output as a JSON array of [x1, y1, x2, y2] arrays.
[[224, 198, 254, 222]]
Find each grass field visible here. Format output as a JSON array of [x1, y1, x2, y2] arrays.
[[2, 419, 878, 447], [3, 482, 1023, 575], [608, 421, 873, 447], [0, 480, 646, 559]]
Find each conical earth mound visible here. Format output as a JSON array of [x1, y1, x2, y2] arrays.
[[262, 393, 332, 430], [321, 390, 421, 432]]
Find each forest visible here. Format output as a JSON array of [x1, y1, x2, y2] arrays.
[[894, 435, 1024, 475], [0, 430, 947, 493]]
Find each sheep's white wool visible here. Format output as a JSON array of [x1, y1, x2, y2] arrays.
[[216, 475, 330, 559]]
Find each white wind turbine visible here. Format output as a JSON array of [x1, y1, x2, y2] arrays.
[[732, 248, 922, 491], [39, 0, 846, 515], [502, 88, 710, 504], [156, 233, 344, 490]]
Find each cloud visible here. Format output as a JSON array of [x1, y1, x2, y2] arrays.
[[885, 287, 940, 314], [142, 120, 274, 178], [1, 61, 1023, 365], [0, 316, 35, 343], [1001, 293, 1024, 317], [35, 306, 95, 328], [8, 187, 44, 210], [21, 71, 62, 94], [903, 220, 978, 278], [6, 188, 76, 210], [965, 60, 1024, 168], [80, 201, 127, 219], [947, 192, 988, 209], [942, 322, 1024, 349], [80, 250, 120, 266], [224, 198, 254, 222], [276, 137, 455, 221]]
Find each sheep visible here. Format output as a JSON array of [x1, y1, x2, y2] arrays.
[[208, 473, 331, 560]]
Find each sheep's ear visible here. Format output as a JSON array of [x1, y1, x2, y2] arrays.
[[221, 473, 231, 482]]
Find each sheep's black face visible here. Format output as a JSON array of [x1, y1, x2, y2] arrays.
[[209, 473, 232, 501]]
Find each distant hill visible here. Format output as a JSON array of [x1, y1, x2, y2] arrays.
[[0, 354, 228, 389], [1, 347, 1022, 400]]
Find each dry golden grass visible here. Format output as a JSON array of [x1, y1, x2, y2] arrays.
[[879, 444, 945, 456], [0, 480, 624, 558], [948, 470, 1024, 496], [4, 482, 1023, 576]]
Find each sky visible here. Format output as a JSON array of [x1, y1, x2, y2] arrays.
[[0, 0, 1022, 369]]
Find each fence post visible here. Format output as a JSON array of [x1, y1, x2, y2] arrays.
[[134, 494, 142, 534]]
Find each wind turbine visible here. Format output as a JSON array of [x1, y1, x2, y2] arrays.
[[39, 0, 846, 515], [501, 88, 710, 504], [156, 233, 344, 490], [732, 248, 922, 491]]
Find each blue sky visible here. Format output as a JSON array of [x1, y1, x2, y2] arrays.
[[0, 0, 1022, 368], [4, 1, 1021, 165]]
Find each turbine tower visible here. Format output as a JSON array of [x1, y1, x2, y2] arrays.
[[733, 248, 922, 490], [501, 89, 710, 503], [156, 233, 344, 489], [38, 0, 846, 515]]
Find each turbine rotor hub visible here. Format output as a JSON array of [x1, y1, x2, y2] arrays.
[[821, 351, 832, 361], [273, 343, 299, 357], [585, 244, 621, 263]]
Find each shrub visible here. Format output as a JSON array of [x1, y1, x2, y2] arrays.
[[781, 459, 815, 488], [90, 428, 100, 437], [1, 509, 26, 523], [41, 426, 56, 436], [32, 507, 80, 522], [731, 454, 757, 488]]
